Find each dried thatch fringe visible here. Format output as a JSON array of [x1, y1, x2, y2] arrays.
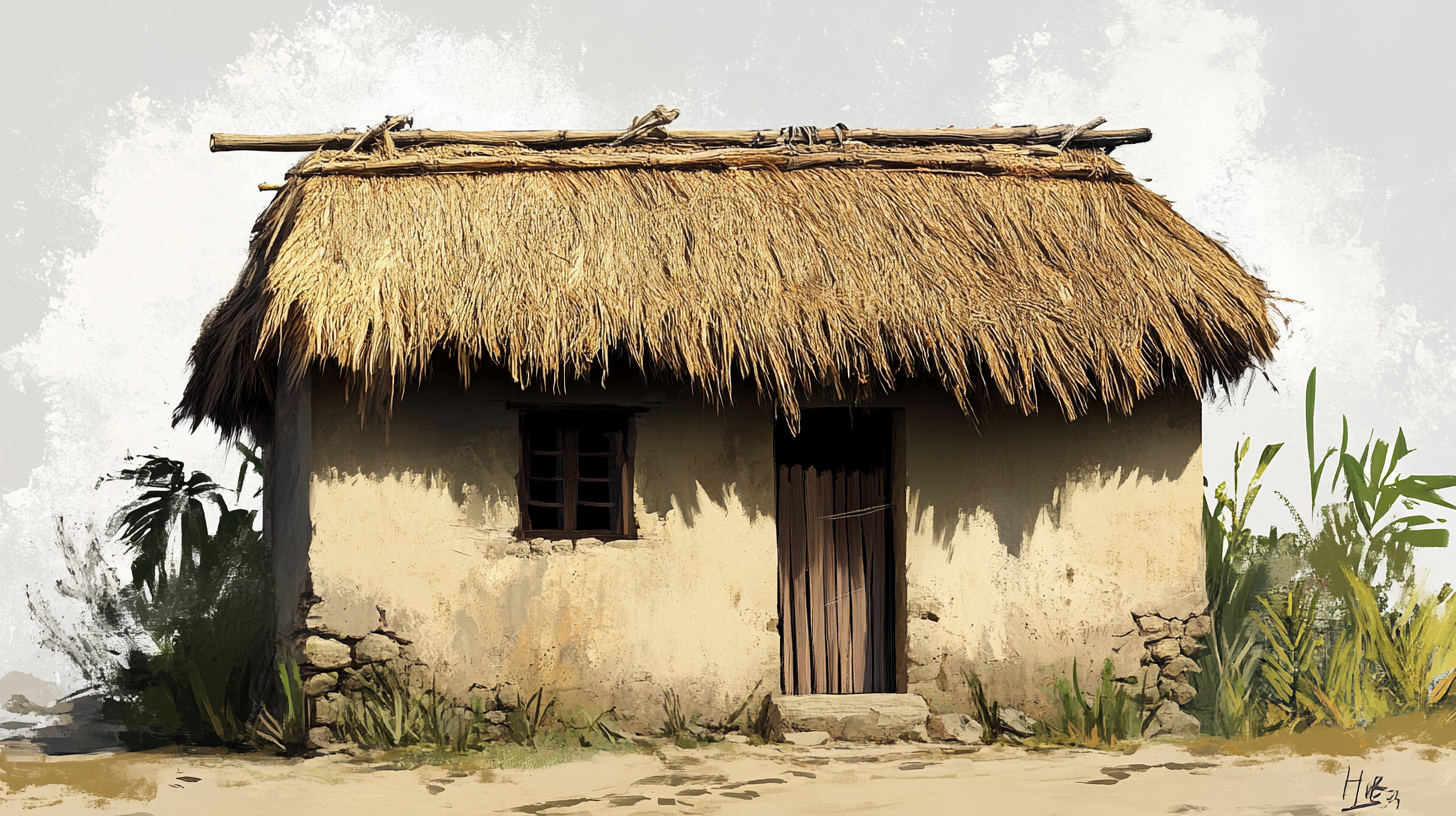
[[176, 145, 1276, 442]]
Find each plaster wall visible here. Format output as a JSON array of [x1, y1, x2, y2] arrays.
[[880, 384, 1205, 713], [299, 369, 1203, 723], [305, 368, 781, 726]]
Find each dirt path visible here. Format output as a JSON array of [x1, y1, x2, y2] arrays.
[[3, 738, 1453, 815]]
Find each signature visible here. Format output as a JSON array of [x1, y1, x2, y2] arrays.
[[1342, 766, 1400, 811]]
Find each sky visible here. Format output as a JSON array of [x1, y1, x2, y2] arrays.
[[3, 0, 1454, 692]]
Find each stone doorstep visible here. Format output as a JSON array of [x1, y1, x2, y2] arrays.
[[771, 694, 931, 742]]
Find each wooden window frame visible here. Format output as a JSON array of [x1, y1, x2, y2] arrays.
[[517, 408, 637, 540]]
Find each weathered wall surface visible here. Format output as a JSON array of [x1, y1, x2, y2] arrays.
[[303, 368, 781, 728], [872, 382, 1206, 715], [296, 368, 1203, 727]]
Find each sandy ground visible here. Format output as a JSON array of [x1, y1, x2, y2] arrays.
[[3, 737, 1454, 816]]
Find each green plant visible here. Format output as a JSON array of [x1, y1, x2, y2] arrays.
[[560, 706, 630, 747], [1256, 583, 1325, 731], [1343, 567, 1456, 714], [1186, 367, 1456, 741], [1299, 368, 1455, 610], [102, 454, 230, 595], [506, 687, 558, 750], [30, 450, 276, 749], [332, 663, 480, 752], [233, 442, 265, 502], [418, 676, 472, 752], [1037, 658, 1141, 747], [1193, 437, 1288, 736], [336, 662, 427, 748], [1317, 625, 1387, 728], [252, 656, 307, 752], [1212, 631, 1263, 740]]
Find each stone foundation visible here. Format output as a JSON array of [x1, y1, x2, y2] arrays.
[[1111, 610, 1210, 737], [296, 600, 429, 736]]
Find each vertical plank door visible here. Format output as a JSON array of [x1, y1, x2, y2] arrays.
[[776, 410, 893, 694]]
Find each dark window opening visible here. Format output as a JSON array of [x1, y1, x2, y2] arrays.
[[520, 411, 633, 538]]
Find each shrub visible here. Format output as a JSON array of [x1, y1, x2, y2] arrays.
[[1036, 658, 1142, 748]]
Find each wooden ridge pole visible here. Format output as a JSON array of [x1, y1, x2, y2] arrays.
[[211, 124, 1151, 153], [285, 145, 1136, 182]]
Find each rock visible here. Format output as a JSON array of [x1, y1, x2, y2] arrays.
[[1153, 701, 1202, 737], [1171, 682, 1198, 706], [577, 537, 604, 548], [303, 636, 352, 670], [529, 538, 550, 555], [1168, 619, 1185, 638], [1122, 681, 1159, 705], [505, 541, 529, 557], [551, 541, 574, 554], [1161, 655, 1202, 678], [1185, 615, 1212, 639], [782, 731, 830, 746], [1179, 636, 1205, 657], [998, 707, 1037, 737], [1111, 639, 1148, 679], [772, 694, 931, 742], [1122, 666, 1163, 704], [4, 694, 72, 716], [497, 683, 522, 708], [1136, 615, 1169, 639], [306, 726, 335, 749], [303, 672, 338, 696], [355, 633, 400, 664], [928, 713, 984, 744], [1150, 638, 1182, 661], [725, 733, 750, 744], [315, 693, 342, 726], [1142, 718, 1164, 739], [484, 710, 507, 725]]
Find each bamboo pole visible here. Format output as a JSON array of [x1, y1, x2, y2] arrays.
[[211, 124, 1151, 153], [284, 145, 1136, 181]]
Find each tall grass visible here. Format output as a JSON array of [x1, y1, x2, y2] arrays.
[[1036, 659, 1142, 747], [334, 663, 480, 751], [252, 656, 306, 752], [1192, 368, 1456, 739]]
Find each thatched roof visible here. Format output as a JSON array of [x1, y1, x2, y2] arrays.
[[177, 113, 1277, 441]]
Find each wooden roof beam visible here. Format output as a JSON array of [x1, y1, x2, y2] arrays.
[[209, 123, 1152, 153]]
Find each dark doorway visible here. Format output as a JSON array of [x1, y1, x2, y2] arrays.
[[775, 409, 895, 694]]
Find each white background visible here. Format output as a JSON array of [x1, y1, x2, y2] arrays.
[[3, 0, 1452, 692]]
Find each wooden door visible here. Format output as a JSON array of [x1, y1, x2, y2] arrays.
[[776, 410, 894, 694]]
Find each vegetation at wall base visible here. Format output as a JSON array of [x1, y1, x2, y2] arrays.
[[1191, 368, 1456, 741], [332, 662, 486, 752], [1035, 658, 1142, 748], [27, 446, 276, 750], [252, 656, 306, 752]]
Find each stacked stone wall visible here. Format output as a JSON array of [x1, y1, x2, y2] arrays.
[[1111, 611, 1211, 737]]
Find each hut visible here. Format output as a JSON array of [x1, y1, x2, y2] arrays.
[[177, 109, 1277, 736]]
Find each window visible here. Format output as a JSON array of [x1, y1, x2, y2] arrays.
[[520, 410, 634, 538]]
